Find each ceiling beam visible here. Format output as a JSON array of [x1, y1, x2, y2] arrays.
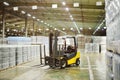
[[4, 2, 105, 9]]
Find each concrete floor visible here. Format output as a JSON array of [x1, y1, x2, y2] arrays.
[[0, 51, 106, 80]]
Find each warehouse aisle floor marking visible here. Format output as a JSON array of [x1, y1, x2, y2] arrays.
[[87, 56, 94, 80]]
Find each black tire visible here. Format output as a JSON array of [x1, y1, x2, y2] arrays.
[[61, 59, 67, 69], [76, 59, 80, 66]]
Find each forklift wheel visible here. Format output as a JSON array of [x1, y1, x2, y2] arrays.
[[76, 59, 80, 66], [61, 59, 67, 69]]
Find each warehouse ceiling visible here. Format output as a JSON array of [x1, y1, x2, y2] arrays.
[[0, 0, 105, 36]]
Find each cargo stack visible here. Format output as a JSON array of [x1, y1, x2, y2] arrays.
[[0, 47, 9, 69], [9, 46, 16, 67], [0, 45, 41, 71], [105, 0, 120, 79]]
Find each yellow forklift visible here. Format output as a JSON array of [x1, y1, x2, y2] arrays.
[[45, 32, 80, 68]]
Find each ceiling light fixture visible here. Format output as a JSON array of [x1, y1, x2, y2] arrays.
[[41, 21, 43, 23], [30, 29, 33, 31], [37, 19, 40, 21], [66, 7, 69, 11], [44, 23, 47, 24], [32, 5, 38, 10], [62, 28, 65, 30], [70, 27, 73, 30], [13, 7, 18, 11], [54, 28, 57, 30], [70, 15, 72, 18], [98, 27, 100, 29], [7, 29, 9, 32], [80, 27, 83, 30], [71, 17, 74, 20], [104, 27, 107, 29], [73, 22, 80, 33], [93, 20, 105, 35], [32, 16, 36, 19], [89, 27, 91, 30], [21, 11, 25, 14], [46, 28, 49, 31], [96, 1, 102, 6], [52, 4, 58, 8], [27, 14, 31, 17], [3, 2, 9, 6], [73, 3, 79, 7], [38, 29, 42, 31], [62, 2, 66, 6], [47, 24, 50, 26]]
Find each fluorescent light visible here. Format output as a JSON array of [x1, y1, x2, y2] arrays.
[[52, 4, 57, 8], [104, 27, 107, 29], [27, 14, 31, 17], [70, 15, 72, 18], [47, 24, 50, 26], [3, 2, 9, 6], [41, 21, 43, 23], [66, 8, 69, 11], [96, 1, 102, 6], [54, 28, 57, 30], [37, 19, 40, 21], [21, 11, 25, 14], [73, 3, 79, 7], [32, 16, 36, 19], [50, 25, 52, 27], [32, 5, 37, 10], [62, 2, 66, 6], [89, 27, 91, 30], [38, 29, 42, 31], [98, 27, 100, 29], [44, 23, 47, 24], [71, 17, 74, 20], [73, 22, 80, 33], [13, 7, 18, 11], [7, 29, 9, 32], [30, 29, 33, 31], [62, 28, 65, 31], [46, 28, 49, 31], [70, 28, 73, 30], [80, 27, 83, 30]]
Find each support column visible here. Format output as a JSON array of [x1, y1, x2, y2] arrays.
[[2, 7, 5, 43], [25, 15, 28, 37], [33, 20, 35, 36]]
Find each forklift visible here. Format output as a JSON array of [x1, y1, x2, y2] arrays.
[[45, 31, 80, 68]]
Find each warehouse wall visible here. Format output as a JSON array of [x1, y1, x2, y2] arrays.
[[105, 0, 120, 79]]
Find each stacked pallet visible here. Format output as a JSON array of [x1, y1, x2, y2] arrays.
[[105, 0, 120, 79], [0, 45, 41, 70], [85, 43, 99, 53]]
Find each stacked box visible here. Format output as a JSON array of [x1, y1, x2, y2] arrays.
[[27, 46, 32, 61], [0, 45, 41, 70], [0, 47, 9, 69], [16, 46, 23, 65], [85, 43, 99, 53], [36, 45, 40, 57], [9, 46, 16, 67], [106, 51, 114, 80], [22, 46, 28, 62], [85, 43, 93, 53], [113, 54, 120, 80], [31, 46, 35, 59], [0, 50, 2, 70]]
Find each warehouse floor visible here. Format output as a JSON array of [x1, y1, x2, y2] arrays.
[[0, 51, 106, 80]]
